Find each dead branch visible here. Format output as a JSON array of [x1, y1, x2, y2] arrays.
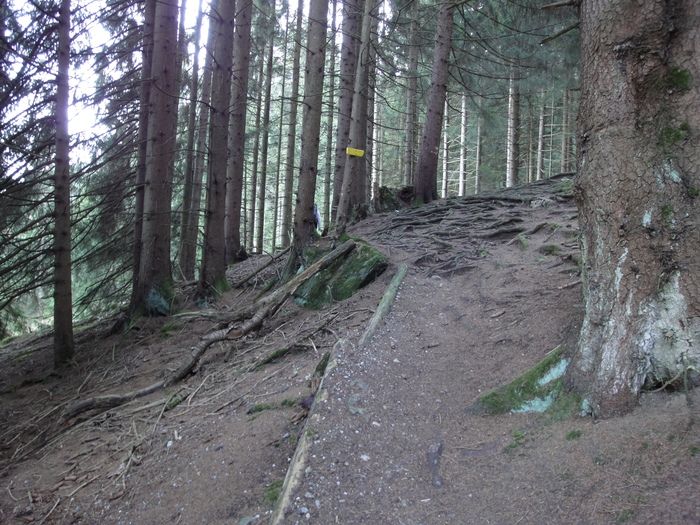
[[60, 240, 356, 423], [232, 246, 290, 288], [358, 264, 408, 349]]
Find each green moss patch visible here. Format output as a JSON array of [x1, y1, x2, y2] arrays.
[[294, 243, 387, 309], [475, 347, 569, 415]]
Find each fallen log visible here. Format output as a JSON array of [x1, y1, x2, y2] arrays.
[[357, 264, 408, 349], [61, 240, 356, 422]]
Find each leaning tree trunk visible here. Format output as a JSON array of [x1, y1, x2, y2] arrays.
[[570, 0, 700, 418]]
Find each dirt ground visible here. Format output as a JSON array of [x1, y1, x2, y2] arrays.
[[1, 177, 699, 525]]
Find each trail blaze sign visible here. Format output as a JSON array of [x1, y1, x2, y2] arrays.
[[346, 147, 365, 157]]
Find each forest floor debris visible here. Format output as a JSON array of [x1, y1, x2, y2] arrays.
[[1, 177, 698, 524]]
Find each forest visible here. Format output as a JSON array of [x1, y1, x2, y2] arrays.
[[0, 0, 579, 351]]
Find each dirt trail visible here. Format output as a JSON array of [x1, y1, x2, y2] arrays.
[[1, 177, 699, 525]]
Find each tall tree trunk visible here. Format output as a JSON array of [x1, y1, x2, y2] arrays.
[[402, 2, 419, 187], [323, 0, 338, 230], [536, 90, 546, 181], [291, 0, 329, 252], [133, 0, 179, 314], [474, 97, 482, 194], [225, 0, 253, 263], [441, 99, 449, 198], [53, 0, 74, 366], [199, 0, 236, 296], [413, 0, 455, 205], [458, 93, 467, 197], [178, 0, 205, 281], [331, 0, 364, 222], [255, 38, 275, 253], [247, 59, 264, 251], [281, 0, 304, 249], [570, 0, 700, 417], [131, 0, 156, 309], [505, 67, 520, 187], [335, 0, 374, 234], [560, 89, 572, 173]]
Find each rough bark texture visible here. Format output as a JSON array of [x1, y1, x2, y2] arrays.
[[292, 0, 329, 252], [134, 0, 179, 313], [225, 0, 253, 264], [200, 0, 236, 294], [335, 0, 373, 234], [331, 0, 364, 222], [571, 0, 700, 417], [53, 0, 74, 366], [413, 0, 454, 205], [130, 0, 156, 307], [280, 1, 304, 249]]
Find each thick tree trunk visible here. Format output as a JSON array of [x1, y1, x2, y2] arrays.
[[335, 0, 373, 234], [131, 0, 156, 308], [134, 0, 179, 313], [199, 0, 236, 296], [224, 0, 253, 263], [291, 0, 329, 252], [53, 0, 74, 366], [413, 0, 455, 205], [331, 0, 364, 223], [571, 0, 700, 417]]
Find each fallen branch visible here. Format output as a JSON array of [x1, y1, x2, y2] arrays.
[[232, 246, 290, 288], [358, 264, 408, 349], [61, 240, 357, 423]]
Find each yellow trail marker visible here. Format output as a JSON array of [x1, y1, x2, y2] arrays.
[[346, 147, 365, 157]]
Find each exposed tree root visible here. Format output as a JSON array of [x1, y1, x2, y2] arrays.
[[61, 240, 356, 423]]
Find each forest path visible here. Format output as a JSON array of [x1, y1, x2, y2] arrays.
[[1, 177, 698, 525]]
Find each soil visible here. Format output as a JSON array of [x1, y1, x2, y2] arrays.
[[1, 177, 699, 525]]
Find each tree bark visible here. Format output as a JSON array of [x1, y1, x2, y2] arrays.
[[505, 66, 520, 187], [255, 37, 275, 253], [199, 0, 236, 295], [291, 0, 329, 253], [536, 90, 546, 181], [281, 0, 305, 249], [133, 0, 179, 314], [224, 0, 252, 263], [402, 2, 419, 188], [413, 0, 455, 205], [458, 93, 467, 197], [571, 0, 700, 417], [331, 0, 364, 222], [177, 0, 205, 281], [335, 0, 373, 234], [130, 0, 156, 309], [53, 0, 74, 367], [322, 0, 338, 231]]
